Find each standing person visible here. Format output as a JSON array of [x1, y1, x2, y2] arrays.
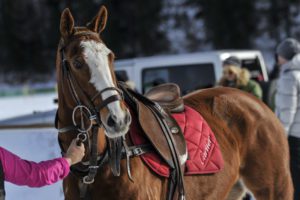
[[275, 38, 300, 199], [266, 53, 281, 111], [218, 56, 263, 99], [0, 139, 85, 200]]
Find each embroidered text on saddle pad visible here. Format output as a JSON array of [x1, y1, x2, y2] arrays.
[[129, 105, 224, 177]]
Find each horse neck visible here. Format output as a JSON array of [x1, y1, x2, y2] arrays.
[[56, 78, 73, 126]]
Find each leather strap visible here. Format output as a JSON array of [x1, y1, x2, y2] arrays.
[[148, 105, 186, 200], [69, 143, 152, 178], [55, 111, 77, 133], [95, 95, 122, 111], [81, 126, 100, 184]]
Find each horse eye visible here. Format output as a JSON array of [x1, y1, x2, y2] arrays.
[[73, 60, 83, 69]]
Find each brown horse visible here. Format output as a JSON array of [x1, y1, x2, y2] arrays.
[[56, 6, 293, 200]]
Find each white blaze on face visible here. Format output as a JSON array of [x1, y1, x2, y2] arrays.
[[80, 40, 126, 129]]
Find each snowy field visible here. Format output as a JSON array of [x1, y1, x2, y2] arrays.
[[0, 93, 64, 199], [0, 93, 58, 120], [0, 128, 64, 200]]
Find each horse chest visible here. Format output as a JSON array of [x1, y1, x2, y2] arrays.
[[88, 160, 165, 200]]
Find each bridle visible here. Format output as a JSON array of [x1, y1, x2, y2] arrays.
[[56, 41, 124, 184], [60, 46, 123, 125], [55, 37, 153, 200]]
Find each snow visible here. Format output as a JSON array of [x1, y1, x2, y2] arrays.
[[0, 92, 65, 199], [0, 93, 58, 120], [0, 128, 64, 200]]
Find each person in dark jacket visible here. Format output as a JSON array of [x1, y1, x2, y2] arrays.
[[265, 53, 280, 111], [275, 37, 300, 200], [218, 56, 263, 99]]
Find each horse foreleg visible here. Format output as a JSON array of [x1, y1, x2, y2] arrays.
[[63, 174, 81, 200]]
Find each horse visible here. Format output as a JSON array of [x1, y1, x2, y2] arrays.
[[55, 6, 293, 200]]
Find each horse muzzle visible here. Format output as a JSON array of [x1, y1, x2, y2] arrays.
[[104, 109, 131, 139]]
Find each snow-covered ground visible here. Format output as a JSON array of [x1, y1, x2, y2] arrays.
[[0, 93, 58, 120], [0, 128, 64, 200]]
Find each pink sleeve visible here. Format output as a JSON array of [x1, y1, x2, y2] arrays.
[[0, 147, 70, 187]]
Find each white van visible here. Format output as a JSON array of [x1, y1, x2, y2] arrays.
[[114, 50, 268, 95]]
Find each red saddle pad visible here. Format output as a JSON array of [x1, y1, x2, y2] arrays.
[[129, 105, 224, 177]]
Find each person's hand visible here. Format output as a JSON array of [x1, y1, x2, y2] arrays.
[[64, 139, 85, 166]]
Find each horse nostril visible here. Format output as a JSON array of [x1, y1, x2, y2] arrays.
[[107, 116, 116, 127]]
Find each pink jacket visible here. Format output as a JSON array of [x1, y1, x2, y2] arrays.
[[0, 147, 70, 187]]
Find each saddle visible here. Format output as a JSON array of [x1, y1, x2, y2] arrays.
[[119, 82, 187, 200], [144, 83, 184, 113]]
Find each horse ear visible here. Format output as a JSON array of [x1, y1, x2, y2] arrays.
[[60, 8, 75, 39], [87, 6, 108, 34]]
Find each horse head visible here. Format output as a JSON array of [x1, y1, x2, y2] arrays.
[[56, 6, 131, 178], [57, 6, 131, 138]]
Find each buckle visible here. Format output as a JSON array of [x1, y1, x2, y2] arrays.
[[76, 133, 87, 143], [154, 102, 166, 117], [171, 127, 179, 134], [89, 165, 99, 169], [89, 115, 97, 121], [132, 147, 144, 156], [154, 102, 163, 111], [83, 176, 94, 184]]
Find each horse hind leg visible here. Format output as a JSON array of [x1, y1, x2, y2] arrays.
[[239, 126, 293, 200], [226, 180, 247, 200], [242, 170, 293, 200]]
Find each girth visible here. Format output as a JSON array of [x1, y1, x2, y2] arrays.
[[119, 82, 187, 200]]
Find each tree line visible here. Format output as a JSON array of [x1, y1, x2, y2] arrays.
[[0, 0, 299, 74]]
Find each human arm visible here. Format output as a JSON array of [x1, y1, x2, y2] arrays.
[[0, 139, 84, 187]]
